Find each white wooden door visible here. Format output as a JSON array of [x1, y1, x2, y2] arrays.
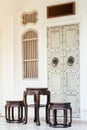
[[47, 24, 80, 118]]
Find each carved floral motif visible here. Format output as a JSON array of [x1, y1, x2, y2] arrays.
[[22, 10, 38, 25]]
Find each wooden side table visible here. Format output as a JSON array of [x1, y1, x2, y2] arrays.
[[23, 88, 50, 125], [5, 101, 25, 123], [48, 102, 72, 128]]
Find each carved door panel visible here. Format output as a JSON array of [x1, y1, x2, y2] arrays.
[[47, 24, 80, 118], [47, 26, 64, 102]]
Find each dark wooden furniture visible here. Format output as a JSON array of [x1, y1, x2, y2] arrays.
[[23, 88, 50, 125], [5, 101, 25, 123], [48, 102, 72, 128]]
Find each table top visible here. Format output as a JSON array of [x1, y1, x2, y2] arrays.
[[26, 88, 48, 90], [24, 88, 50, 96]]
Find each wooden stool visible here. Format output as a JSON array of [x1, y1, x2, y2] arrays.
[[48, 102, 72, 128], [5, 101, 25, 123]]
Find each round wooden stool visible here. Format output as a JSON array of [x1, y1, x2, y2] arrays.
[[48, 102, 72, 128], [5, 101, 25, 123]]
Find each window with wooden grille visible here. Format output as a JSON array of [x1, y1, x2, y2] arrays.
[[22, 30, 38, 79]]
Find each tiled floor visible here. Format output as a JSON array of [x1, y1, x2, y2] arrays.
[[0, 117, 87, 130]]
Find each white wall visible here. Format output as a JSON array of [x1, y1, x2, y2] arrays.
[[1, 0, 87, 120], [0, 26, 2, 115], [0, 15, 14, 114]]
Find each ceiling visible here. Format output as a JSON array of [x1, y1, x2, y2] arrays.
[[0, 0, 29, 23]]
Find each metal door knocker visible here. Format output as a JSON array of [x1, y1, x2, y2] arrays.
[[52, 57, 59, 67], [67, 56, 74, 66]]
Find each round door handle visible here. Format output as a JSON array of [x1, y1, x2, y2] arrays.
[[52, 57, 59, 67], [67, 56, 74, 66]]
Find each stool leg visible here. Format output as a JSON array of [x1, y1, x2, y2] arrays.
[[47, 106, 50, 124], [18, 106, 20, 122], [12, 107, 14, 121], [64, 109, 67, 127], [53, 109, 57, 126], [23, 105, 28, 124], [5, 105, 8, 121], [70, 108, 72, 126], [8, 107, 10, 122], [48, 108, 51, 125], [21, 106, 23, 121]]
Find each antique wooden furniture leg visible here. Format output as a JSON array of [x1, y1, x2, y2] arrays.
[[34, 94, 37, 122], [8, 107, 10, 122], [23, 105, 28, 124], [12, 107, 14, 121], [53, 109, 57, 126], [21, 106, 23, 120], [18, 106, 20, 121], [5, 105, 7, 121], [46, 90, 50, 124], [35, 94, 40, 126], [23, 92, 28, 124], [64, 109, 67, 127], [70, 107, 72, 126]]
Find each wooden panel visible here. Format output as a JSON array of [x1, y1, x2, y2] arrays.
[[47, 2, 75, 18]]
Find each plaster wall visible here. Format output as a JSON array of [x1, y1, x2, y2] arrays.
[[1, 0, 87, 120]]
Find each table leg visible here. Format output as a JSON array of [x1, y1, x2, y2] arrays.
[[34, 95, 37, 122], [36, 94, 40, 126], [23, 93, 28, 124], [46, 91, 50, 124]]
